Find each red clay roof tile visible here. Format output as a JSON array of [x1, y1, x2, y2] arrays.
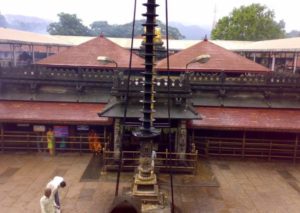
[[0, 101, 111, 125], [191, 107, 300, 131], [36, 36, 144, 69], [157, 40, 270, 73]]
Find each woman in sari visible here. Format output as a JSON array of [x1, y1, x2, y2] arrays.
[[47, 128, 55, 156]]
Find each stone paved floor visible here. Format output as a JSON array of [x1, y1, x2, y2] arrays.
[[1, 153, 300, 212]]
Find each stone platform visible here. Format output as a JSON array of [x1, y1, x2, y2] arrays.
[[1, 153, 300, 212]]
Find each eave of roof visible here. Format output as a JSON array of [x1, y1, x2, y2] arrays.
[[0, 27, 72, 46], [190, 107, 300, 132], [0, 101, 112, 125], [234, 37, 300, 52], [99, 102, 200, 120]]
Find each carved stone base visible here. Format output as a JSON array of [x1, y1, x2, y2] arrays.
[[132, 173, 162, 204]]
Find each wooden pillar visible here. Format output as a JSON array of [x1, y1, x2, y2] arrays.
[[12, 44, 17, 67], [104, 126, 107, 149], [46, 46, 50, 57], [31, 45, 35, 64], [271, 54, 276, 71], [293, 53, 298, 74], [242, 131, 246, 159], [283, 52, 287, 73], [268, 52, 271, 68], [192, 128, 195, 146], [176, 120, 187, 159], [268, 140, 272, 161], [1, 123, 4, 152], [79, 135, 82, 156], [114, 119, 121, 159], [253, 53, 256, 62], [293, 134, 298, 164]]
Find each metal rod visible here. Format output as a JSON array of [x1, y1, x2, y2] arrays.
[[165, 0, 175, 212], [114, 0, 138, 197]]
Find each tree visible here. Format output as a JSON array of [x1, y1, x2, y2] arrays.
[[90, 19, 185, 39], [211, 4, 285, 41], [47, 13, 92, 36]]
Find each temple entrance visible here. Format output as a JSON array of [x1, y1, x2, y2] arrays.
[[119, 119, 179, 152], [121, 128, 176, 152], [158, 129, 177, 152]]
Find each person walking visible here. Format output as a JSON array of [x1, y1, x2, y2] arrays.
[[46, 128, 55, 156], [46, 176, 66, 212], [40, 188, 56, 213]]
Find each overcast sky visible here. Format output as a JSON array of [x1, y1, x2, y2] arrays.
[[1, 0, 299, 31]]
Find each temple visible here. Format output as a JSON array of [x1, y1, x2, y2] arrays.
[[1, 6, 300, 166]]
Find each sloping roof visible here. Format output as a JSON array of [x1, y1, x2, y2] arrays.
[[0, 27, 71, 46], [0, 101, 111, 125], [192, 91, 300, 109], [156, 40, 270, 73], [211, 40, 253, 51], [0, 43, 68, 53], [53, 35, 253, 51], [99, 102, 199, 120], [235, 37, 300, 52], [53, 35, 95, 46], [36, 35, 144, 69], [190, 107, 300, 132]]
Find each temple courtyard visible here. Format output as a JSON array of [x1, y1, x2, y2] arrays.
[[1, 153, 300, 212]]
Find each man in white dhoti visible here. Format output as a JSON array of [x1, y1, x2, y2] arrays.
[[40, 188, 56, 213]]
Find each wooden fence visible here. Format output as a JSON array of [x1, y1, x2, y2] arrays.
[[194, 135, 299, 163], [102, 149, 198, 174], [0, 131, 108, 155]]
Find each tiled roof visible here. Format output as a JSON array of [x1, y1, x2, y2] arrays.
[[0, 101, 111, 125], [191, 107, 300, 131], [53, 35, 253, 51], [235, 37, 300, 52], [156, 40, 270, 73], [0, 27, 71, 46], [36, 35, 144, 69], [0, 43, 68, 53]]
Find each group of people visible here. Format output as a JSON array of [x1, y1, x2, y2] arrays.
[[46, 128, 67, 156], [40, 176, 66, 213], [46, 128, 103, 156]]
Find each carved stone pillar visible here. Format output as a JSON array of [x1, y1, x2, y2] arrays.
[[176, 120, 187, 159], [114, 118, 121, 159]]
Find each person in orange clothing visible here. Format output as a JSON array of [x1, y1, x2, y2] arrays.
[[88, 129, 102, 155]]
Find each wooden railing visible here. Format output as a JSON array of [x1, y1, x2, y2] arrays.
[[193, 136, 299, 163], [0, 131, 109, 155], [189, 72, 300, 88], [0, 66, 114, 82], [102, 149, 198, 174]]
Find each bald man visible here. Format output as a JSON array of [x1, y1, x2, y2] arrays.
[[40, 188, 56, 213]]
